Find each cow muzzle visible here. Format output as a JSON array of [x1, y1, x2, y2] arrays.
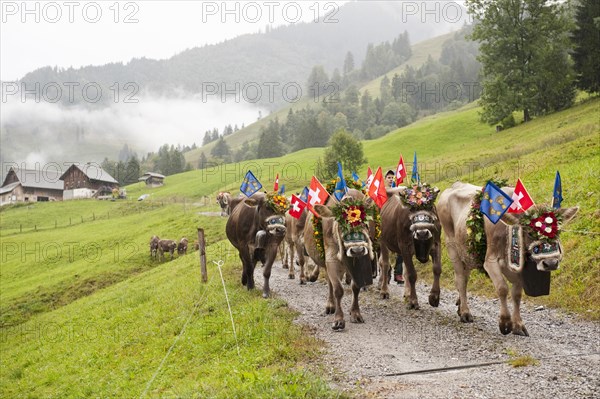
[[342, 232, 370, 258], [410, 211, 436, 241], [528, 241, 563, 271], [266, 216, 286, 237]]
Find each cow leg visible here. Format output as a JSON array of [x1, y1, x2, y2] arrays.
[[260, 242, 279, 298], [349, 279, 364, 323], [282, 241, 289, 269], [327, 261, 345, 330], [484, 258, 512, 335], [402, 249, 419, 310], [379, 245, 391, 299], [323, 272, 335, 315], [506, 272, 529, 336], [446, 241, 473, 322], [294, 240, 307, 284], [428, 241, 442, 307], [288, 242, 297, 280], [239, 248, 255, 290]]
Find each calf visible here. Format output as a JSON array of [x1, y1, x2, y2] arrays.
[[438, 182, 578, 336], [150, 235, 160, 259], [157, 239, 177, 261], [178, 237, 188, 255], [216, 192, 232, 216], [283, 209, 318, 283]]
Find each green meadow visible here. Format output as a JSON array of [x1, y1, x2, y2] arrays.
[[1, 97, 598, 397]]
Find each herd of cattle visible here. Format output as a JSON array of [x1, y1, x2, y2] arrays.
[[162, 184, 578, 337], [149, 235, 199, 261]]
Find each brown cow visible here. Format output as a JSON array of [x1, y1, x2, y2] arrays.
[[283, 209, 318, 283], [150, 235, 160, 259], [216, 192, 232, 216], [438, 182, 578, 336], [378, 186, 442, 309], [225, 192, 287, 298], [304, 189, 375, 330], [157, 239, 177, 261], [178, 237, 188, 255]]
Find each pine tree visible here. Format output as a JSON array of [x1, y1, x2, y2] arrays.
[[572, 0, 600, 93]]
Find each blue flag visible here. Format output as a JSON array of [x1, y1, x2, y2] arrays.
[[334, 162, 348, 201], [240, 170, 262, 197], [299, 187, 309, 203], [480, 181, 514, 224], [411, 151, 420, 184], [278, 184, 285, 195], [552, 171, 563, 209], [352, 171, 360, 183]]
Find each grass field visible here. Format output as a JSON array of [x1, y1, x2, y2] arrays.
[[1, 97, 598, 397]]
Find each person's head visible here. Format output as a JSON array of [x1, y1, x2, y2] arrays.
[[385, 170, 395, 187]]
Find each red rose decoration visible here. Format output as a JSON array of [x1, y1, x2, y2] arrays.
[[529, 212, 558, 239]]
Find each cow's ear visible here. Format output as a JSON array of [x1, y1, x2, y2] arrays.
[[314, 204, 333, 218], [499, 212, 520, 226], [245, 198, 258, 207], [558, 206, 579, 223]]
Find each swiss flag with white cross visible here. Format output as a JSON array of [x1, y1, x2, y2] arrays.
[[289, 194, 307, 219], [508, 178, 535, 213]]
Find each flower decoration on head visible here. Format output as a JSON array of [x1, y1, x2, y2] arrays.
[[332, 198, 376, 235], [266, 192, 290, 214], [523, 206, 562, 241], [399, 183, 439, 210]]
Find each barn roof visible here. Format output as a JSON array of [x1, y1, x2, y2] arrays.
[[1, 168, 64, 191], [59, 164, 119, 184], [0, 182, 20, 195], [139, 172, 165, 181]]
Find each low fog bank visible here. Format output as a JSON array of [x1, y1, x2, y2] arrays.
[[0, 95, 264, 167]]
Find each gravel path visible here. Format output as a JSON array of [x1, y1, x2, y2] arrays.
[[267, 262, 600, 398]]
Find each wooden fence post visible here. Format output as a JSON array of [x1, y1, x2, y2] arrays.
[[198, 228, 207, 283]]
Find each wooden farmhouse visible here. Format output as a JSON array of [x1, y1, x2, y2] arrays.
[[0, 167, 64, 205], [138, 172, 165, 188], [59, 163, 119, 200]]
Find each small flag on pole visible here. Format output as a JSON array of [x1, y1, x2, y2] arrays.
[[480, 181, 513, 224], [396, 154, 407, 185], [334, 162, 348, 201], [299, 186, 309, 203], [411, 151, 419, 184], [289, 194, 307, 219], [508, 178, 534, 214], [552, 171, 563, 209], [368, 167, 388, 208], [240, 170, 262, 198], [273, 173, 279, 192], [278, 184, 285, 195]]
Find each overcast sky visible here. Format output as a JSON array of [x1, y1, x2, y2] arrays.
[[1, 0, 349, 81]]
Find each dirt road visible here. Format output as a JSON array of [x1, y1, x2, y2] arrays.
[[268, 262, 599, 398]]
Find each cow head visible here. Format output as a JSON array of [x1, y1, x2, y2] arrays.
[[246, 193, 288, 238], [398, 184, 441, 263], [502, 206, 578, 272], [315, 199, 374, 261]]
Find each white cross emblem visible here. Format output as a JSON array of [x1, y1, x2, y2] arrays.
[[510, 191, 524, 210], [308, 188, 320, 205], [292, 200, 301, 213]]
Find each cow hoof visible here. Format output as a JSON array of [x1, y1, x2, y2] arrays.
[[241, 275, 247, 285], [324, 306, 335, 315], [512, 326, 529, 337], [428, 293, 440, 307], [299, 279, 306, 285], [332, 320, 345, 331], [288, 274, 295, 280], [282, 264, 289, 269], [406, 301, 420, 310], [380, 292, 389, 300], [499, 321, 513, 335], [262, 291, 270, 299], [350, 313, 364, 323], [460, 313, 474, 323]]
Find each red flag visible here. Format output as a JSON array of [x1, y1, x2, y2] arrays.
[[365, 167, 374, 188], [308, 176, 329, 206], [289, 194, 307, 219], [396, 155, 407, 185], [273, 173, 279, 192], [508, 178, 535, 213], [368, 167, 388, 208]]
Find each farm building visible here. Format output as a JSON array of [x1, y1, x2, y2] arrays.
[[60, 163, 119, 200], [138, 172, 165, 187], [0, 167, 64, 205]]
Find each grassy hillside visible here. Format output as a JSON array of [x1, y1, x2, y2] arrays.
[[1, 98, 598, 397], [184, 32, 456, 166]]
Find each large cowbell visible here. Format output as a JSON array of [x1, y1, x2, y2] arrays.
[[522, 257, 551, 297], [343, 232, 373, 288]]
